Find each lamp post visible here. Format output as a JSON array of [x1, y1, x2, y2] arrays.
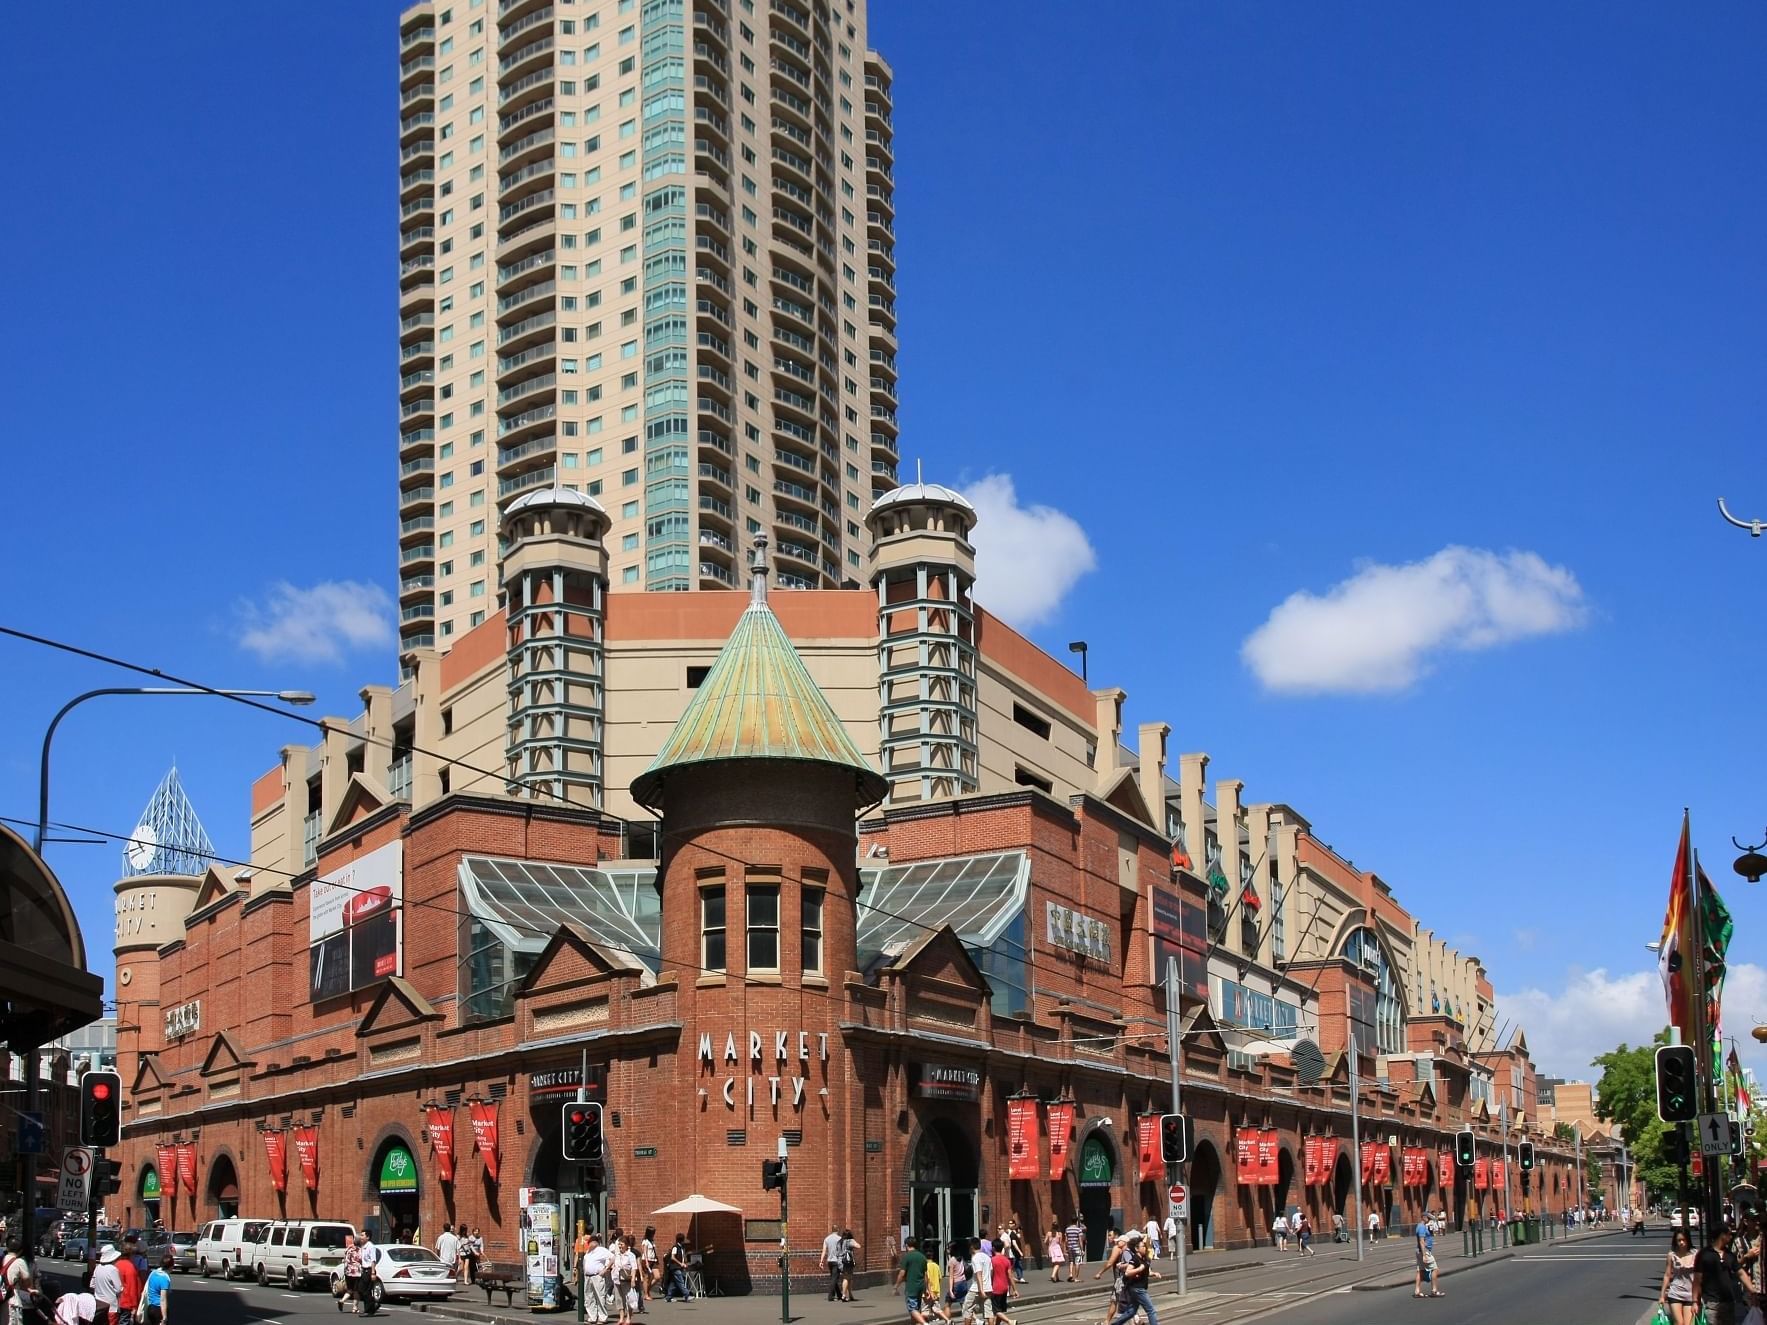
[[35, 686, 316, 852], [1067, 641, 1088, 684]]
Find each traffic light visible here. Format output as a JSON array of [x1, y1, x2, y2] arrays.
[[1518, 1141, 1535, 1171], [1455, 1130, 1476, 1168], [1159, 1114, 1188, 1165], [96, 1157, 123, 1197], [1731, 1120, 1746, 1160], [79, 1070, 122, 1148], [761, 1159, 786, 1192], [1656, 1044, 1699, 1123], [561, 1101, 604, 1162]]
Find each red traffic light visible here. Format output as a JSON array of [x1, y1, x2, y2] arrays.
[[92, 1082, 112, 1101], [568, 1108, 587, 1125]]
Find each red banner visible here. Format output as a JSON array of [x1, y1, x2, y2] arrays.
[[293, 1126, 319, 1192], [1047, 1102, 1075, 1179], [1007, 1099, 1040, 1180], [1491, 1159, 1506, 1189], [1371, 1144, 1390, 1185], [1258, 1130, 1279, 1185], [156, 1146, 176, 1198], [1473, 1157, 1488, 1190], [1438, 1152, 1452, 1191], [262, 1131, 287, 1193], [1359, 1141, 1375, 1182], [1133, 1115, 1158, 1184], [1317, 1135, 1337, 1185], [1302, 1137, 1319, 1186], [175, 1144, 197, 1195], [470, 1100, 500, 1182], [1235, 1128, 1258, 1184], [426, 1106, 456, 1184]]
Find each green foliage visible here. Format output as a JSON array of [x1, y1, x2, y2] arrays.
[[1553, 1122, 1576, 1142], [1592, 1030, 1676, 1202]]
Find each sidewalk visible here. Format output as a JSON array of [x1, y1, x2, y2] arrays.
[[415, 1227, 1622, 1325]]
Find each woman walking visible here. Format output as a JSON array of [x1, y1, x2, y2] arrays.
[[339, 1235, 361, 1315], [1659, 1228, 1698, 1325], [839, 1229, 859, 1303], [1046, 1227, 1065, 1284]]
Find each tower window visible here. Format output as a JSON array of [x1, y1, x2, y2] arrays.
[[746, 883, 780, 972], [701, 885, 727, 972], [801, 887, 824, 974]]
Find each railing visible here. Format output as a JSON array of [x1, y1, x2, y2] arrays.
[[498, 157, 555, 193], [497, 308, 557, 346], [498, 371, 557, 405], [499, 340, 556, 373], [498, 277, 556, 314], [498, 433, 557, 466], [400, 456, 437, 477], [499, 4, 554, 45], [699, 561, 735, 585], [498, 187, 555, 224], [399, 543, 436, 565], [499, 36, 554, 75], [400, 398, 436, 419], [498, 66, 554, 107], [497, 248, 555, 283], [499, 127, 556, 165], [400, 340, 435, 362], [498, 465, 557, 497], [497, 402, 557, 436], [400, 515, 436, 534], [498, 95, 554, 135]]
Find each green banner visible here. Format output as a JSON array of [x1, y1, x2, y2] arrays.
[[1078, 1136, 1114, 1187], [378, 1145, 418, 1193], [142, 1169, 162, 1200]]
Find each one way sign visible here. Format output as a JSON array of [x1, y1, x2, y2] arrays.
[[1698, 1112, 1734, 1157]]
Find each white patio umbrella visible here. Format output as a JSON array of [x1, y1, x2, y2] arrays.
[[653, 1194, 743, 1215]]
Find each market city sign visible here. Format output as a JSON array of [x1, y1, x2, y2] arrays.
[[698, 1028, 830, 1110], [163, 1000, 201, 1041]]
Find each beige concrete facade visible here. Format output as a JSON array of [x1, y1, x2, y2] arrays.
[[397, 0, 901, 655]]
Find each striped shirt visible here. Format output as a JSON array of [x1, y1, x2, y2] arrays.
[[1064, 1224, 1084, 1260]]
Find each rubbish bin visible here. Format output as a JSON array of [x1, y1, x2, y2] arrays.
[[1509, 1218, 1529, 1246]]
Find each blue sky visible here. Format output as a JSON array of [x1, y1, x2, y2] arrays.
[[3, 3, 1765, 1081]]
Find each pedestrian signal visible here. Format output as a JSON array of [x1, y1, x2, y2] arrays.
[[562, 1101, 604, 1162], [1159, 1113, 1188, 1165], [1455, 1130, 1476, 1168], [1518, 1141, 1535, 1171], [80, 1070, 123, 1148], [761, 1158, 786, 1192], [1655, 1045, 1698, 1123]]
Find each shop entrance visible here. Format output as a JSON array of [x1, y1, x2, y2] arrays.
[[531, 1132, 609, 1275], [1187, 1141, 1220, 1251], [1077, 1134, 1116, 1260], [373, 1140, 421, 1243], [207, 1155, 240, 1220], [140, 1168, 163, 1231], [909, 1118, 978, 1268]]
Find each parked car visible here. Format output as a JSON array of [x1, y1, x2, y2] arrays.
[[166, 1231, 200, 1273], [197, 1218, 271, 1279], [253, 1220, 356, 1289], [330, 1246, 456, 1308], [1671, 1208, 1703, 1230]]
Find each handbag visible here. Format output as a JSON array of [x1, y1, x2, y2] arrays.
[[1650, 1306, 1671, 1325]]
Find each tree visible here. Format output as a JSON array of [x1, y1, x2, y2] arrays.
[[1553, 1122, 1576, 1143], [1592, 1030, 1676, 1204]]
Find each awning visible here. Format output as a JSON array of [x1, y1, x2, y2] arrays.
[[856, 851, 1028, 970], [653, 1194, 743, 1215], [459, 856, 660, 971]]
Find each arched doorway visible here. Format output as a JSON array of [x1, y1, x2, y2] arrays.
[[371, 1137, 420, 1242], [1188, 1141, 1221, 1251], [1332, 1151, 1352, 1218], [207, 1154, 240, 1220], [1275, 1147, 1295, 1216], [1076, 1132, 1116, 1260], [910, 1117, 979, 1269], [140, 1166, 163, 1231]]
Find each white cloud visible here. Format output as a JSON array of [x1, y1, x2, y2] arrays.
[[1241, 545, 1587, 695], [236, 580, 394, 664], [967, 474, 1097, 629], [1499, 963, 1767, 1083]]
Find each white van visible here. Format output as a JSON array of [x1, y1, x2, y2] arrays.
[[196, 1218, 271, 1279], [253, 1220, 356, 1289]]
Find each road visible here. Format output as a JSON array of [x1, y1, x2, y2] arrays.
[[31, 1230, 1664, 1325]]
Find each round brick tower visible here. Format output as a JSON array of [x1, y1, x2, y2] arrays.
[[631, 534, 888, 1288]]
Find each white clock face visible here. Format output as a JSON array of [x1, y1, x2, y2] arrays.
[[126, 822, 158, 871]]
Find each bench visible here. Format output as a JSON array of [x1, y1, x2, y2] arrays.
[[477, 1262, 523, 1307]]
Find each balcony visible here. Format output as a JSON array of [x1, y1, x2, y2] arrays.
[[700, 527, 733, 553], [694, 105, 729, 146], [864, 71, 893, 108], [775, 509, 817, 535], [398, 278, 433, 310], [400, 55, 437, 86], [400, 225, 435, 257], [401, 310, 437, 336], [498, 66, 554, 109], [773, 446, 815, 477], [498, 464, 557, 499], [498, 339, 556, 374], [400, 542, 436, 568], [402, 194, 436, 221], [400, 339, 435, 364], [497, 401, 558, 440], [497, 276, 556, 315], [698, 427, 732, 456], [400, 428, 436, 454], [400, 397, 436, 421], [402, 632, 437, 650], [498, 189, 555, 233], [500, 0, 549, 22], [870, 431, 899, 458], [399, 514, 437, 539], [498, 433, 557, 467], [399, 254, 437, 288], [770, 85, 812, 131], [498, 95, 555, 141], [499, 125, 555, 168], [771, 0, 811, 44], [698, 462, 733, 491], [696, 331, 731, 364], [769, 56, 811, 95], [400, 602, 437, 624], [868, 265, 895, 292], [699, 494, 734, 524], [400, 368, 436, 396], [399, 485, 436, 509], [399, 574, 436, 597], [699, 561, 735, 587], [496, 215, 554, 263], [400, 455, 437, 478], [774, 478, 817, 508], [401, 82, 436, 111], [499, 4, 554, 50], [400, 111, 437, 140], [776, 538, 818, 568], [497, 308, 557, 351], [400, 168, 437, 200], [499, 35, 554, 79], [401, 25, 435, 52]]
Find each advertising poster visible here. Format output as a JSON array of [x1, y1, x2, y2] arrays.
[[1235, 1129, 1257, 1184], [470, 1100, 501, 1182], [1317, 1136, 1337, 1184], [427, 1107, 456, 1184], [263, 1131, 287, 1192], [1438, 1152, 1453, 1192], [1006, 1098, 1040, 1180], [1258, 1130, 1279, 1185], [1491, 1159, 1506, 1190], [1371, 1144, 1390, 1185], [176, 1144, 197, 1195], [1136, 1115, 1162, 1184], [309, 840, 403, 1002], [1473, 1158, 1488, 1190], [1046, 1102, 1074, 1179], [524, 1192, 562, 1310], [293, 1126, 320, 1191], [157, 1146, 177, 1196]]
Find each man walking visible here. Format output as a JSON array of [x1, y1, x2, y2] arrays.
[[1104, 1233, 1157, 1325], [1693, 1226, 1744, 1325], [1412, 1214, 1442, 1299], [356, 1231, 381, 1312], [822, 1224, 846, 1302], [92, 1247, 124, 1325], [1063, 1220, 1084, 1283], [435, 1225, 459, 1283], [894, 1235, 929, 1325]]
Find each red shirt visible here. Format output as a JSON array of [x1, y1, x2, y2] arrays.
[[990, 1252, 1010, 1295], [117, 1259, 143, 1311]]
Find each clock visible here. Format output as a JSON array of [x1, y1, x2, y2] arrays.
[[126, 822, 158, 871]]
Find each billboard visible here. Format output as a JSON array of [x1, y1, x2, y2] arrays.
[[309, 839, 403, 1001]]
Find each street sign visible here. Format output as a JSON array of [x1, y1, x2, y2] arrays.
[[57, 1146, 93, 1210], [1699, 1113, 1734, 1158], [1167, 1182, 1188, 1221], [1168, 1182, 1187, 1206], [15, 1111, 45, 1156]]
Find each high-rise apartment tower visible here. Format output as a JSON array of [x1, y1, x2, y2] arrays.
[[396, 0, 901, 655]]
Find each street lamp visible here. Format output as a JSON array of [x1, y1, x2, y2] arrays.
[[1068, 641, 1088, 684], [1733, 833, 1767, 885], [35, 686, 316, 852]]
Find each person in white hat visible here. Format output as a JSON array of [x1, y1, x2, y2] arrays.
[[92, 1247, 124, 1325]]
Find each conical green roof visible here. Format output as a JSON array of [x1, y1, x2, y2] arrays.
[[630, 543, 888, 811]]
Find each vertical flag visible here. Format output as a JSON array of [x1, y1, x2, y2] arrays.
[[1047, 1102, 1075, 1179], [426, 1106, 456, 1184], [1659, 814, 1697, 1040], [469, 1100, 501, 1182], [1007, 1098, 1041, 1180], [292, 1126, 320, 1191], [1698, 861, 1734, 1040], [1235, 1129, 1257, 1184], [262, 1131, 288, 1193], [1138, 1115, 1163, 1183]]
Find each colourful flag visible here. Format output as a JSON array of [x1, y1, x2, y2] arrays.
[[1729, 1046, 1752, 1116], [1659, 815, 1697, 1040], [1698, 862, 1734, 1030], [1205, 848, 1228, 896]]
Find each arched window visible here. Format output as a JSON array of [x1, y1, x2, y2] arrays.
[[1340, 927, 1405, 1054]]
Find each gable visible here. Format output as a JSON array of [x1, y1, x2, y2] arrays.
[[516, 925, 652, 999], [200, 1031, 252, 1077], [887, 925, 989, 995], [132, 1054, 169, 1094], [326, 773, 393, 836], [191, 866, 233, 911], [356, 976, 444, 1038], [1094, 768, 1158, 832]]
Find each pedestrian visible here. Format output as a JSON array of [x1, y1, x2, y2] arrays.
[[964, 1240, 994, 1325], [5, 1241, 36, 1325], [1659, 1228, 1697, 1325], [1411, 1213, 1443, 1300], [614, 1234, 640, 1324], [92, 1247, 124, 1325], [1272, 1212, 1287, 1252], [1162, 1212, 1178, 1261], [1063, 1219, 1084, 1282], [894, 1235, 929, 1325], [467, 1227, 485, 1285], [840, 1229, 860, 1303], [945, 1243, 969, 1319], [1366, 1210, 1381, 1243], [1092, 1235, 1125, 1325], [339, 1235, 360, 1314], [988, 1240, 1014, 1325], [356, 1231, 380, 1314], [1105, 1233, 1157, 1325], [1693, 1226, 1745, 1325], [923, 1251, 949, 1324], [823, 1225, 846, 1302], [1008, 1220, 1026, 1284], [1143, 1216, 1161, 1261], [52, 1290, 96, 1325], [435, 1224, 459, 1283], [664, 1234, 691, 1303], [141, 1254, 171, 1325], [1297, 1212, 1315, 1257], [1046, 1227, 1065, 1284], [582, 1232, 613, 1325], [638, 1227, 657, 1312]]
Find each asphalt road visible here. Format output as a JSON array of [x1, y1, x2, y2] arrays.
[[32, 1258, 451, 1325]]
